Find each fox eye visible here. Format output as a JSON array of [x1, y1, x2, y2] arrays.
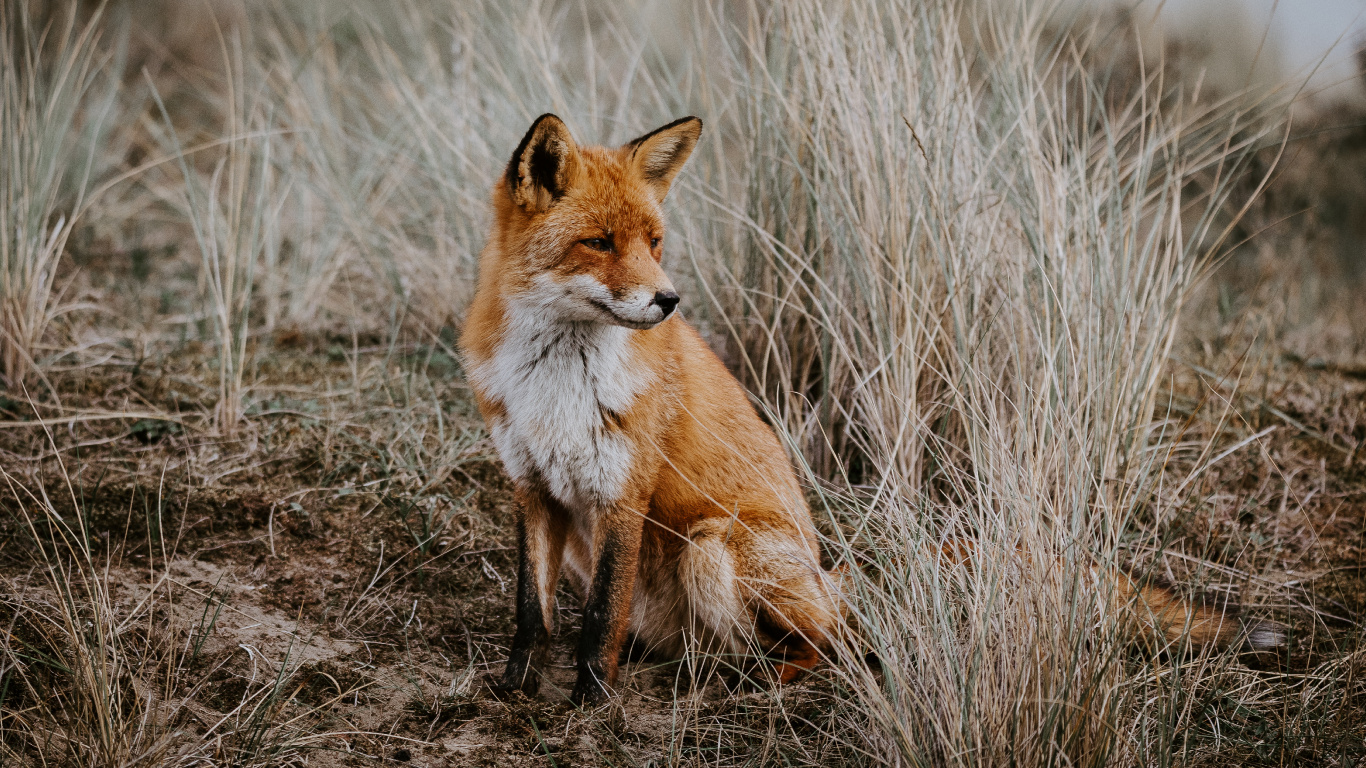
[[650, 237, 661, 249], [581, 238, 612, 252]]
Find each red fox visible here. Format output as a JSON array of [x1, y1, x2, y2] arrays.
[[459, 114, 1282, 705]]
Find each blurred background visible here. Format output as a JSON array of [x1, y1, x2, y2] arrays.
[[1086, 0, 1365, 108]]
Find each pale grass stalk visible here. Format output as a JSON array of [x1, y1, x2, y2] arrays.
[[148, 31, 285, 435]]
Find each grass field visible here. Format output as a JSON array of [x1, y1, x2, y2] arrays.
[[2, 1, 1364, 766]]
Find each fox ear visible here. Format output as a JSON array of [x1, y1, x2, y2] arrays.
[[625, 116, 702, 201], [506, 114, 580, 212]]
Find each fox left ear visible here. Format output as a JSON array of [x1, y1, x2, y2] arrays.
[[625, 116, 702, 202], [507, 114, 580, 212]]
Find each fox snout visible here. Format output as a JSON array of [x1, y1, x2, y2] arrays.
[[606, 287, 679, 328], [568, 274, 679, 329], [653, 290, 680, 315]]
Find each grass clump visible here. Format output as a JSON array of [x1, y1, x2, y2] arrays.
[[0, 3, 119, 390]]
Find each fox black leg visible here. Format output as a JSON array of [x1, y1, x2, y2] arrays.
[[496, 490, 567, 696], [571, 509, 644, 705]]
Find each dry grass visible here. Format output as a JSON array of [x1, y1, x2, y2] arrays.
[[0, 2, 120, 389], [1, 0, 1363, 766]]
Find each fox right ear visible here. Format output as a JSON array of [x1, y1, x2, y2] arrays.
[[625, 116, 702, 202], [506, 114, 580, 212]]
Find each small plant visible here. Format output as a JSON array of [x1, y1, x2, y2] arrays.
[[0, 467, 167, 766], [190, 580, 228, 667], [128, 417, 181, 444]]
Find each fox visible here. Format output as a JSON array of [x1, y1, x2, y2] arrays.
[[458, 113, 1283, 705]]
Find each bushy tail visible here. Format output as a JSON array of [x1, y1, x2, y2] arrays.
[[828, 540, 1285, 653], [1114, 570, 1285, 652]]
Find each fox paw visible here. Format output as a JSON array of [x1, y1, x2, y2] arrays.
[[486, 670, 540, 699], [569, 679, 613, 707]]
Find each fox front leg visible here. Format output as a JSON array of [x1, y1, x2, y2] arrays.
[[495, 490, 569, 696], [571, 507, 645, 705]]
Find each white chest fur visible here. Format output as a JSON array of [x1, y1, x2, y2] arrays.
[[471, 306, 647, 511]]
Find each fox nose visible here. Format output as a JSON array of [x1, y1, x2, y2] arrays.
[[652, 290, 680, 317]]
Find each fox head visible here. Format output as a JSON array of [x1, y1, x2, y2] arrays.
[[487, 113, 702, 330]]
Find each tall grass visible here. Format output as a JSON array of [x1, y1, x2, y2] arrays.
[[147, 29, 286, 435], [0, 3, 119, 390]]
